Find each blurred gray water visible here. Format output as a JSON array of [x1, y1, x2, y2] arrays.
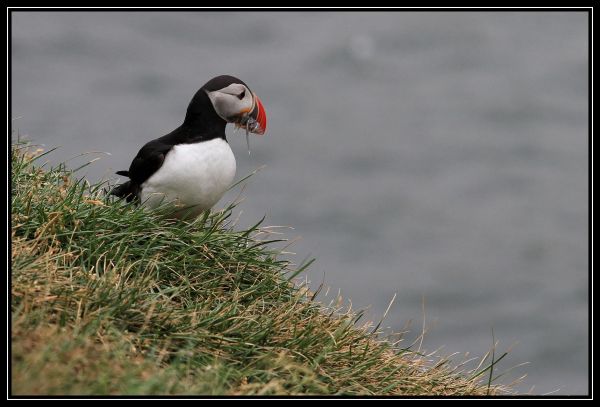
[[11, 12, 588, 395]]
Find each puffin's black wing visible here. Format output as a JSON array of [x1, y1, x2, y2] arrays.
[[126, 140, 172, 185], [111, 139, 173, 202], [126, 125, 197, 185]]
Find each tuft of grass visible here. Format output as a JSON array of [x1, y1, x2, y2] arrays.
[[10, 143, 510, 396]]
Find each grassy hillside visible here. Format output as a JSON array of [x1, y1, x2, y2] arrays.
[[10, 144, 509, 396]]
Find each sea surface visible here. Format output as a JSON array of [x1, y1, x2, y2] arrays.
[[11, 11, 589, 395]]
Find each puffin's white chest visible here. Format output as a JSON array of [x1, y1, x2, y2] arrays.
[[140, 138, 236, 215]]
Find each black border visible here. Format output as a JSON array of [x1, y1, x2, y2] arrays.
[[7, 6, 593, 400]]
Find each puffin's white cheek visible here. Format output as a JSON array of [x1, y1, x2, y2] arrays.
[[212, 95, 237, 120], [208, 90, 254, 122]]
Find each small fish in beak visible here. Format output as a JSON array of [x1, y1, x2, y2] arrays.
[[237, 93, 267, 155], [238, 115, 258, 155]]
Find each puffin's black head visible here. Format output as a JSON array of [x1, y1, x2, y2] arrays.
[[184, 75, 267, 136]]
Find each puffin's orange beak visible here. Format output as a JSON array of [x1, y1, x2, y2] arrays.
[[248, 93, 267, 135]]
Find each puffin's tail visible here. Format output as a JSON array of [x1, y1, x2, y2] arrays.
[[110, 171, 140, 203]]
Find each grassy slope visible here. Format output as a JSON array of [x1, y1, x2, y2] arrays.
[[10, 145, 508, 396]]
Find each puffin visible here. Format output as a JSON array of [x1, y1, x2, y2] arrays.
[[110, 75, 267, 218]]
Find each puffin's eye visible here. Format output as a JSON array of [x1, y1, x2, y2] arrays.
[[237, 90, 245, 100]]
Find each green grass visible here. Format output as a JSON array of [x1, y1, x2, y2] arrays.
[[10, 143, 510, 396]]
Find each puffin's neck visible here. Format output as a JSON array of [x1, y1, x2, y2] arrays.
[[181, 89, 227, 142]]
